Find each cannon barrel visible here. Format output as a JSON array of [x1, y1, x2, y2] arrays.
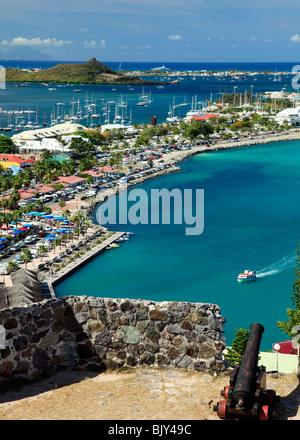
[[231, 323, 264, 408], [213, 322, 279, 419]]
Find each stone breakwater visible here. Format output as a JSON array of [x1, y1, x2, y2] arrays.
[[0, 295, 226, 387]]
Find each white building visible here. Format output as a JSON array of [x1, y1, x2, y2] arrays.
[[12, 122, 88, 149], [275, 106, 300, 125]]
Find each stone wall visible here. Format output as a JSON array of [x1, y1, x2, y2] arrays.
[[0, 295, 226, 387]]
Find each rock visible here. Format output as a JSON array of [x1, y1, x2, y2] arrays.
[[140, 351, 155, 365], [120, 326, 140, 344], [145, 326, 160, 343], [175, 354, 194, 369]]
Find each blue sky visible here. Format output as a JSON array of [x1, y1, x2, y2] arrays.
[[1, 0, 300, 62]]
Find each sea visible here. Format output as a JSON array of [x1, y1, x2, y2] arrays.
[[0, 60, 299, 130], [2, 59, 300, 349], [54, 140, 300, 350]]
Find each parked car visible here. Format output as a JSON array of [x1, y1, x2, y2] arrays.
[[24, 236, 34, 244]]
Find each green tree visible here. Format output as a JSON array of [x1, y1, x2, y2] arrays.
[[20, 248, 32, 269], [224, 328, 250, 367], [7, 261, 18, 273], [277, 245, 300, 337], [184, 120, 214, 140], [59, 200, 66, 209], [40, 149, 53, 161], [0, 136, 14, 153]]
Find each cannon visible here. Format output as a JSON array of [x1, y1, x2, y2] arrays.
[[213, 323, 280, 420]]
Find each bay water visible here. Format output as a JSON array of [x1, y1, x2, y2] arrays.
[[54, 140, 300, 350]]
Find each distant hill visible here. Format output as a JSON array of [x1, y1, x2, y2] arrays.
[[0, 46, 52, 61], [6, 57, 163, 85]]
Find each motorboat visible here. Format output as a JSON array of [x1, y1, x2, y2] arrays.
[[237, 270, 256, 282]]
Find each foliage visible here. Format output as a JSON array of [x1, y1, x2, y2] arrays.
[[224, 328, 250, 367], [183, 120, 214, 140], [0, 135, 14, 153], [6, 58, 159, 85], [277, 244, 300, 338]]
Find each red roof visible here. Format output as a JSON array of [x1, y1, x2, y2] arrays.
[[52, 180, 69, 187], [0, 155, 35, 166], [203, 113, 218, 118], [190, 116, 207, 121], [190, 114, 218, 122], [98, 166, 119, 173], [272, 340, 298, 355], [18, 189, 37, 199], [35, 184, 54, 194], [58, 175, 86, 184], [83, 170, 105, 178]]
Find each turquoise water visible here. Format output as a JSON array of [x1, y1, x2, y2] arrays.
[[54, 140, 300, 350]]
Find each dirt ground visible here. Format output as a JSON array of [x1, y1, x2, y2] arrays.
[[0, 368, 299, 421]]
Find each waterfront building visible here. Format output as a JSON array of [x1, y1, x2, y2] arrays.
[[12, 122, 88, 149], [275, 106, 300, 125]]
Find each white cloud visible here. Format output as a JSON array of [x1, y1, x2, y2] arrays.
[[249, 36, 260, 41], [83, 40, 97, 48], [83, 39, 105, 48], [136, 44, 151, 50], [168, 34, 183, 40], [290, 34, 300, 42], [1, 37, 72, 47]]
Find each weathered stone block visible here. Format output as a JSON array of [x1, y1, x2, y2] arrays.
[[149, 309, 167, 321], [175, 354, 194, 369], [13, 336, 28, 351], [145, 326, 160, 343], [120, 326, 140, 344], [140, 351, 155, 365], [94, 329, 112, 346]]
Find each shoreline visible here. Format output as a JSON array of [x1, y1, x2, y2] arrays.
[[42, 128, 300, 297]]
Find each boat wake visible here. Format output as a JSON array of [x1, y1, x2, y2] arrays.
[[256, 252, 296, 278]]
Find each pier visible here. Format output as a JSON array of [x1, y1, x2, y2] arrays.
[[41, 231, 125, 299]]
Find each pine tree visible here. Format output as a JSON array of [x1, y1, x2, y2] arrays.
[[224, 328, 250, 367]]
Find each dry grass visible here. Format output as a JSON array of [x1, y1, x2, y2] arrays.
[[0, 368, 298, 420]]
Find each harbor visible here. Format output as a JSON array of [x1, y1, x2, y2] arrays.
[[40, 230, 127, 299]]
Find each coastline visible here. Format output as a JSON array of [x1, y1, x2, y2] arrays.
[[41, 127, 300, 298]]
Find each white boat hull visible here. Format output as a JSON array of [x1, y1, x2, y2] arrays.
[[237, 269, 256, 282], [237, 277, 256, 282]]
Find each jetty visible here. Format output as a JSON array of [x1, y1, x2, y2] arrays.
[[40, 231, 125, 299]]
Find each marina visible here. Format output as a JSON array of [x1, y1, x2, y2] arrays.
[[0, 60, 298, 132]]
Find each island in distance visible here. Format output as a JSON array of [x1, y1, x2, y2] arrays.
[[6, 57, 167, 86]]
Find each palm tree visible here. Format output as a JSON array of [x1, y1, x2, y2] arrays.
[[0, 213, 4, 236], [2, 212, 12, 231], [1, 198, 10, 213], [12, 209, 22, 229], [7, 261, 18, 273], [36, 244, 47, 261], [52, 238, 61, 254], [40, 149, 53, 161], [20, 248, 32, 269]]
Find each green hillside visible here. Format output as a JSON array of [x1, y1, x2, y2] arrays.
[[6, 58, 162, 85]]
